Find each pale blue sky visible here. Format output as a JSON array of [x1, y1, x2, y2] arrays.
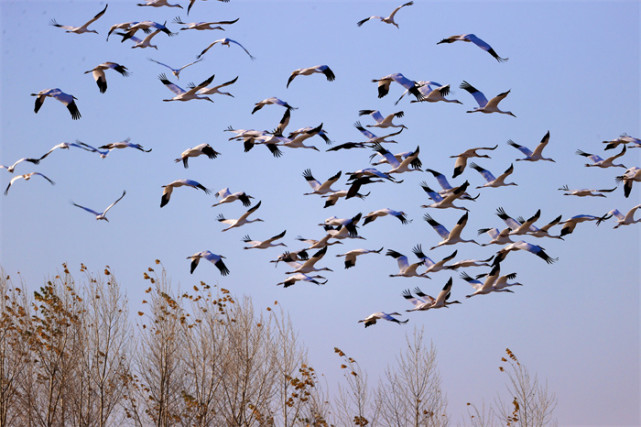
[[1, 1, 639, 425]]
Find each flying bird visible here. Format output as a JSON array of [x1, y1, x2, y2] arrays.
[[285, 245, 333, 274], [31, 88, 81, 120], [450, 145, 498, 178], [559, 214, 612, 237], [187, 250, 229, 275], [373, 73, 424, 101], [99, 138, 152, 155], [148, 58, 203, 80], [190, 76, 238, 97], [172, 16, 239, 30], [420, 180, 472, 211], [217, 201, 264, 231], [470, 163, 518, 189], [558, 185, 617, 198], [602, 205, 641, 228], [252, 97, 296, 114], [335, 247, 383, 269], [212, 188, 253, 207], [395, 81, 463, 105], [50, 4, 108, 34], [362, 208, 410, 225], [437, 33, 508, 62], [386, 248, 429, 279], [5, 172, 55, 195], [160, 179, 210, 207], [287, 65, 335, 88], [358, 110, 406, 129], [175, 143, 220, 168], [494, 241, 558, 264], [424, 212, 480, 250], [302, 169, 342, 196], [137, 0, 183, 8], [616, 167, 641, 198], [358, 312, 409, 328], [459, 81, 515, 116], [507, 131, 555, 162], [576, 146, 627, 168], [84, 62, 129, 93], [242, 230, 287, 249], [72, 190, 126, 222], [276, 273, 327, 288], [1, 157, 40, 173], [357, 1, 413, 28], [158, 73, 216, 102], [197, 38, 255, 60], [602, 134, 641, 151]]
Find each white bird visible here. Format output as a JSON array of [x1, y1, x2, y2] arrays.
[[50, 4, 108, 34], [445, 254, 494, 270], [523, 214, 564, 240], [160, 179, 210, 207], [386, 248, 429, 279], [494, 241, 558, 264], [251, 97, 296, 114], [357, 1, 413, 28], [187, 0, 230, 15], [559, 185, 617, 198], [428, 278, 462, 309], [459, 81, 515, 116], [358, 110, 407, 129], [276, 273, 327, 288], [72, 190, 126, 222], [270, 249, 309, 267], [285, 245, 332, 274], [192, 76, 238, 97], [424, 211, 480, 250], [31, 88, 81, 120], [477, 227, 515, 246], [496, 207, 541, 236], [411, 245, 457, 275], [287, 65, 335, 88], [358, 312, 409, 328], [175, 143, 220, 168], [404, 278, 461, 311], [396, 81, 463, 105], [302, 169, 342, 195], [137, 0, 183, 8], [212, 188, 254, 207], [372, 72, 424, 101], [423, 169, 478, 201], [106, 21, 145, 41], [217, 200, 264, 231], [118, 21, 174, 41], [1, 157, 40, 173], [197, 38, 255, 60], [5, 172, 55, 195], [287, 123, 331, 145], [616, 167, 641, 198], [420, 180, 471, 211], [603, 205, 641, 229], [372, 144, 421, 174], [602, 134, 641, 151], [322, 213, 362, 238], [295, 234, 343, 250], [559, 214, 611, 237], [508, 131, 555, 162], [99, 138, 152, 155], [470, 163, 518, 189], [437, 34, 508, 62], [148, 58, 203, 80], [450, 145, 498, 178], [242, 230, 287, 249], [352, 122, 405, 145], [173, 16, 238, 30], [116, 29, 163, 49], [576, 146, 627, 168], [84, 62, 129, 93], [158, 73, 215, 102], [335, 247, 383, 269], [187, 250, 229, 275], [71, 141, 109, 158], [362, 208, 410, 225], [461, 265, 509, 298]]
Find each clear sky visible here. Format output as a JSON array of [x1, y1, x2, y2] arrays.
[[1, 1, 639, 425]]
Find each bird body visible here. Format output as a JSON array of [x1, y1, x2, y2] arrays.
[[450, 145, 498, 178], [138, 0, 183, 8], [84, 62, 129, 93], [72, 190, 126, 222], [358, 312, 408, 327], [303, 169, 342, 195], [160, 179, 210, 207], [363, 208, 409, 225], [31, 88, 81, 120], [99, 138, 152, 155], [173, 16, 239, 30], [494, 241, 558, 264], [559, 185, 617, 198], [1, 157, 40, 173], [285, 246, 332, 274], [604, 205, 641, 228], [149, 58, 203, 80], [357, 1, 413, 28], [576, 146, 627, 168], [276, 273, 327, 288], [212, 188, 253, 207], [559, 214, 611, 236], [242, 230, 287, 249], [437, 34, 508, 62], [460, 81, 515, 116], [373, 73, 424, 101], [508, 131, 555, 162], [176, 143, 220, 168], [386, 249, 428, 278], [193, 76, 238, 97], [5, 172, 55, 195], [358, 109, 406, 129], [335, 247, 383, 269], [287, 65, 335, 87], [616, 167, 641, 198], [159, 73, 215, 102], [424, 211, 480, 249], [470, 163, 518, 188], [198, 38, 255, 59], [187, 251, 229, 275], [420, 180, 471, 211], [50, 4, 107, 34], [217, 201, 263, 231]]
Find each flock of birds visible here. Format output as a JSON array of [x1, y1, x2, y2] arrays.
[[5, 1, 641, 329]]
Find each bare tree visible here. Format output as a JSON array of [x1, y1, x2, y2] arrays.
[[333, 346, 375, 426], [375, 327, 448, 427], [495, 348, 557, 427]]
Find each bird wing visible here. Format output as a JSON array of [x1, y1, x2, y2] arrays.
[[449, 212, 469, 239], [470, 162, 496, 182], [84, 4, 108, 28], [72, 203, 102, 217], [507, 140, 533, 157], [198, 39, 221, 58], [388, 1, 413, 20], [486, 90, 511, 109], [103, 190, 127, 214], [531, 131, 551, 157], [229, 39, 255, 59], [159, 74, 185, 95], [459, 81, 488, 107], [423, 214, 450, 239]]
